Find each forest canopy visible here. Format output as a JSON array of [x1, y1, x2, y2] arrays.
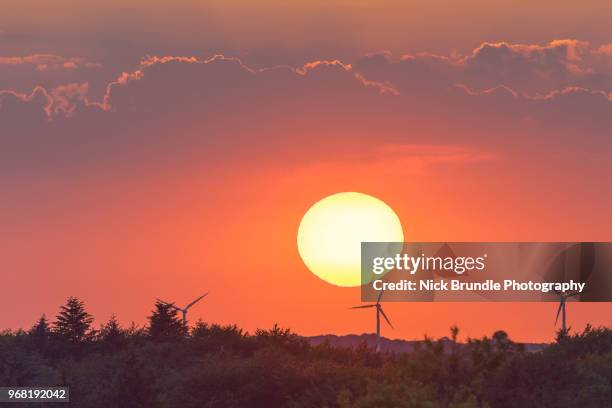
[[1, 296, 610, 408]]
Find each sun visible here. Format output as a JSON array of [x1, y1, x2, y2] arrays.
[[297, 192, 404, 287]]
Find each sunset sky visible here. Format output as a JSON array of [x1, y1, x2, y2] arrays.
[[1, 1, 611, 342]]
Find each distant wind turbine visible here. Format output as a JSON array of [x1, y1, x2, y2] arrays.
[[157, 293, 208, 326], [351, 291, 393, 353], [554, 290, 580, 333]]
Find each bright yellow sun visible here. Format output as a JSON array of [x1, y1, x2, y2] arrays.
[[297, 192, 404, 287]]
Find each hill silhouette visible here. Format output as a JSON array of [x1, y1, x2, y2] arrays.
[[307, 333, 548, 353]]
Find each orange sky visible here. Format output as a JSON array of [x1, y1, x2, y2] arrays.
[[2, 145, 610, 342], [1, 1, 611, 342]]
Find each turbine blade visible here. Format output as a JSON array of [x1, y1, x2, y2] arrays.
[[156, 298, 174, 306], [379, 306, 393, 329], [377, 290, 384, 305], [185, 293, 208, 310], [350, 305, 375, 309], [555, 302, 563, 326]]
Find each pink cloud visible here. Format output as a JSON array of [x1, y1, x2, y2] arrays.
[[0, 44, 610, 179], [0, 54, 101, 70], [51, 83, 89, 116], [0, 86, 53, 117], [354, 40, 612, 96]]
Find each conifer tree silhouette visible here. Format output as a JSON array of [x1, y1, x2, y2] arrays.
[[53, 296, 94, 343], [29, 314, 51, 349], [100, 314, 125, 348], [148, 300, 187, 342]]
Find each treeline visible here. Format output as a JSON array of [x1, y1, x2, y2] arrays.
[[1, 297, 611, 407]]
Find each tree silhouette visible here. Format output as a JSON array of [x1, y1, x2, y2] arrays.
[[2, 298, 610, 407], [29, 314, 51, 350], [30, 314, 50, 339], [100, 314, 125, 349], [53, 297, 94, 343], [0, 298, 612, 408], [148, 301, 187, 342]]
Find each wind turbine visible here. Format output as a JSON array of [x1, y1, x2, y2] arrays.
[[554, 290, 580, 333], [351, 291, 393, 353], [157, 293, 208, 326]]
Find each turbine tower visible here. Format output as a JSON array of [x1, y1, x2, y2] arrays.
[[157, 293, 208, 326], [554, 290, 580, 333], [351, 291, 393, 353]]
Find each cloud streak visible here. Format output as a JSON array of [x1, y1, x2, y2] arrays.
[[0, 54, 101, 71]]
